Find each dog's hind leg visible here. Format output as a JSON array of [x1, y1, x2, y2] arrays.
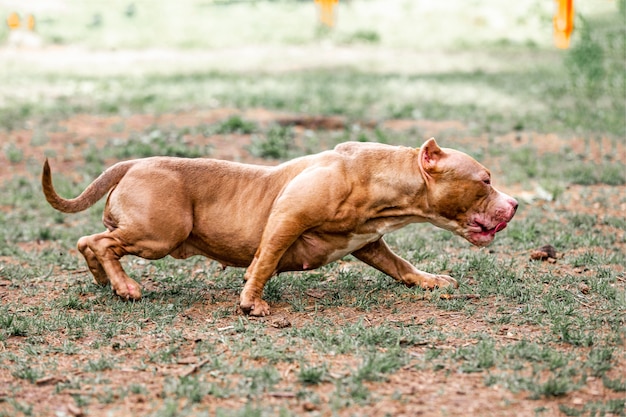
[[77, 231, 143, 300], [77, 236, 109, 286]]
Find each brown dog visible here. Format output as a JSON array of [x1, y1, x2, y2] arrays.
[[42, 138, 517, 316]]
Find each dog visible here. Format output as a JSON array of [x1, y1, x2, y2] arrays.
[[42, 138, 518, 316]]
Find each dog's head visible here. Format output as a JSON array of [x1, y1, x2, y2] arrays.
[[418, 138, 518, 247]]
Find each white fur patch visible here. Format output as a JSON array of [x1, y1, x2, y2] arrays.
[[327, 233, 380, 263]]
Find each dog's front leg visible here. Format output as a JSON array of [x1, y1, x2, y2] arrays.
[[239, 165, 351, 316], [240, 216, 306, 317], [352, 238, 458, 289], [239, 256, 274, 317]]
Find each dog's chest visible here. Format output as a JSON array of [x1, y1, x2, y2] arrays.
[[327, 232, 380, 263]]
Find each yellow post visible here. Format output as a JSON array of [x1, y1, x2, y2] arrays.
[[315, 0, 339, 28], [26, 14, 35, 31], [7, 12, 20, 30], [554, 0, 574, 49]]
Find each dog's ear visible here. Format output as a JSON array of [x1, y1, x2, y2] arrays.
[[418, 138, 442, 179]]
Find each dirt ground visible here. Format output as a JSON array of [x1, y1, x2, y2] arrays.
[[0, 109, 624, 417]]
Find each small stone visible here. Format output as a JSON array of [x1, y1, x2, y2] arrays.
[[530, 250, 550, 261], [271, 317, 291, 329], [67, 403, 83, 417], [302, 401, 319, 411], [539, 245, 557, 258], [530, 245, 557, 261], [578, 282, 590, 294]]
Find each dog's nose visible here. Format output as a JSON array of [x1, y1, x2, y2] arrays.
[[510, 199, 519, 214]]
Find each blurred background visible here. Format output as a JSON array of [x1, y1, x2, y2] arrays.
[[0, 0, 623, 137]]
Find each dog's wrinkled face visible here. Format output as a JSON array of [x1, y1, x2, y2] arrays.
[[418, 139, 518, 247]]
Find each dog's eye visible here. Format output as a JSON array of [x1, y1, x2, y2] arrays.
[[482, 178, 491, 185]]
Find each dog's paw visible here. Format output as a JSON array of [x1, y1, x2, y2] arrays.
[[113, 279, 142, 300], [240, 298, 271, 317], [426, 274, 458, 289], [405, 272, 458, 289]]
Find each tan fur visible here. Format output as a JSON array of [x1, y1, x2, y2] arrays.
[[42, 138, 517, 316]]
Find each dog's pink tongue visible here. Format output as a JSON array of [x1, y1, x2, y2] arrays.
[[494, 222, 507, 233]]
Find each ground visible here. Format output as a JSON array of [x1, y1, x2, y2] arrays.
[[0, 108, 624, 417], [1, 0, 624, 414]]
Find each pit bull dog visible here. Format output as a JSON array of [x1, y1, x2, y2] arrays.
[[42, 138, 518, 316]]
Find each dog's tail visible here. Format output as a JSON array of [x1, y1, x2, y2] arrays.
[[42, 159, 135, 213]]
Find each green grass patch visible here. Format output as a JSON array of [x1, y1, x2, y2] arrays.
[[0, 1, 624, 416]]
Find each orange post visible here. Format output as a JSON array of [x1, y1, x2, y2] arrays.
[[314, 0, 339, 28], [26, 14, 35, 31], [554, 0, 574, 49], [7, 12, 20, 30]]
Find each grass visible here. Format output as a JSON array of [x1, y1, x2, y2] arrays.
[[2, 63, 624, 137], [4, 186, 621, 414], [0, 2, 624, 137], [0, 0, 625, 416]]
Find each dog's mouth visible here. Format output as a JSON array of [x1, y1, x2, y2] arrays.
[[480, 221, 508, 235], [466, 220, 509, 246]]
